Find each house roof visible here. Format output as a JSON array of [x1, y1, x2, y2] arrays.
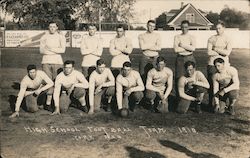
[[167, 3, 213, 26]]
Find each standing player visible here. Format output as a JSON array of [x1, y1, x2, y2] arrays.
[[88, 59, 115, 114], [213, 58, 239, 115], [145, 57, 173, 113], [174, 20, 196, 96], [176, 61, 209, 114], [138, 20, 161, 82], [52, 60, 89, 115], [116, 62, 145, 112], [9, 65, 53, 118], [40, 21, 66, 109], [207, 21, 232, 107], [80, 24, 103, 78], [109, 25, 133, 77]]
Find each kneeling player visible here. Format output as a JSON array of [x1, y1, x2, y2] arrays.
[[52, 60, 89, 115], [116, 62, 145, 112], [88, 59, 115, 114], [213, 58, 239, 115], [176, 61, 210, 114], [9, 65, 54, 118], [145, 57, 173, 113]]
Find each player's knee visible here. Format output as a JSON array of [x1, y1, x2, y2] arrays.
[[228, 90, 239, 100], [73, 88, 85, 99], [106, 86, 115, 96], [145, 90, 156, 100], [133, 91, 144, 102]]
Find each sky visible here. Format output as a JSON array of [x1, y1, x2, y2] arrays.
[[132, 0, 250, 23]]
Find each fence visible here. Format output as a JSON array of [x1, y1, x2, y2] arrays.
[[2, 30, 250, 49]]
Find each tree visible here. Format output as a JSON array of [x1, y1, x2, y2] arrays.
[[1, 0, 136, 30], [205, 11, 219, 29], [1, 0, 81, 29], [220, 7, 249, 29], [155, 13, 167, 30], [73, 0, 135, 30]]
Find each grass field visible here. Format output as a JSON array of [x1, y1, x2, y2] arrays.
[[1, 48, 250, 158]]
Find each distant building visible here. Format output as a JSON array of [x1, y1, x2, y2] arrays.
[[166, 3, 213, 30]]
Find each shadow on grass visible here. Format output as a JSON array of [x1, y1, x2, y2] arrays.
[[159, 140, 221, 158], [125, 146, 166, 158]]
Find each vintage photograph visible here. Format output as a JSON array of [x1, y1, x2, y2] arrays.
[[0, 0, 249, 157]]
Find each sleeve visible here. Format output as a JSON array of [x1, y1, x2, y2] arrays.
[[194, 71, 210, 89], [138, 34, 148, 50], [164, 69, 173, 99], [181, 35, 196, 52], [80, 36, 94, 55], [216, 37, 232, 56], [40, 71, 54, 92], [207, 36, 219, 56], [102, 69, 115, 87], [224, 68, 240, 93], [88, 73, 96, 107], [123, 38, 133, 54], [116, 75, 123, 109], [75, 72, 89, 89], [145, 70, 159, 92], [53, 76, 62, 108], [109, 39, 122, 56], [150, 34, 161, 51], [93, 38, 103, 57], [178, 77, 196, 101], [49, 34, 66, 54], [174, 35, 185, 53], [212, 74, 220, 104], [39, 34, 55, 55], [130, 72, 145, 92], [15, 82, 28, 112]]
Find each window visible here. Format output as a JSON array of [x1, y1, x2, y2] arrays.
[[186, 13, 195, 23]]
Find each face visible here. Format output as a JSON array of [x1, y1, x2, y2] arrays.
[[97, 64, 106, 74], [215, 62, 224, 73], [156, 61, 165, 71], [28, 69, 37, 80], [216, 24, 224, 35], [88, 26, 96, 36], [116, 27, 125, 38], [122, 66, 131, 77], [64, 64, 74, 76], [186, 65, 195, 77], [48, 23, 58, 34], [147, 22, 155, 33], [181, 23, 189, 34]]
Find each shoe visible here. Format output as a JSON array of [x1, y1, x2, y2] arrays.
[[228, 106, 235, 115], [80, 105, 89, 113], [44, 105, 53, 112], [196, 103, 202, 114], [38, 105, 44, 110]]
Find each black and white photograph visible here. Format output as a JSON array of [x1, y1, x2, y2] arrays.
[[0, 0, 249, 157]]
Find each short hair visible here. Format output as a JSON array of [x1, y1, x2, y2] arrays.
[[147, 20, 156, 25], [156, 56, 165, 64], [27, 64, 36, 72], [88, 24, 96, 29], [116, 24, 125, 30], [184, 61, 196, 69], [96, 59, 105, 66], [48, 21, 58, 26], [213, 58, 225, 65], [64, 60, 75, 67], [216, 20, 225, 27], [181, 20, 190, 26], [123, 61, 132, 68]]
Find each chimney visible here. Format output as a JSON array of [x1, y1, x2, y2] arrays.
[[181, 2, 184, 9]]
